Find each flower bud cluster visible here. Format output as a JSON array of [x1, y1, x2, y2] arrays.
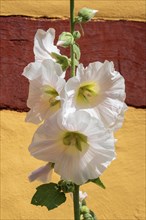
[[79, 194, 97, 220], [58, 180, 75, 193]]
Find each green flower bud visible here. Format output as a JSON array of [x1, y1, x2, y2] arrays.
[[83, 212, 94, 220], [73, 31, 81, 39], [77, 7, 98, 23], [58, 180, 75, 193], [90, 210, 98, 220], [80, 205, 90, 214], [57, 32, 74, 48], [81, 199, 87, 206]]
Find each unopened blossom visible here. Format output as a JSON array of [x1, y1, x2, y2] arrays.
[[29, 110, 115, 185], [79, 191, 88, 202], [70, 191, 87, 203], [22, 59, 65, 124], [77, 7, 98, 23], [65, 61, 127, 131], [28, 162, 53, 183]]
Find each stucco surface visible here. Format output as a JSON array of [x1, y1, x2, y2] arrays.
[[0, 0, 145, 21], [1, 107, 145, 219], [0, 17, 146, 110]]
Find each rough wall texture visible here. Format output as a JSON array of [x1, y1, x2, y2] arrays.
[[1, 0, 145, 21], [0, 17, 146, 110], [1, 108, 146, 220], [0, 0, 145, 220]]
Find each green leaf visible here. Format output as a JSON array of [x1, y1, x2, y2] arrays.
[[74, 58, 79, 66], [51, 52, 71, 71], [31, 183, 66, 211], [73, 44, 81, 60], [89, 177, 105, 189]]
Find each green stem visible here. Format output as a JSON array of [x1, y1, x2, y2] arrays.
[[70, 0, 75, 76], [73, 184, 80, 220]]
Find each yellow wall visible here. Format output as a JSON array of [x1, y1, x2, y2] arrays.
[[1, 108, 145, 219], [1, 0, 146, 21]]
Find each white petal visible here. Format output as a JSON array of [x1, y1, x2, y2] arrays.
[[28, 163, 53, 183], [34, 28, 60, 61], [22, 61, 42, 80]]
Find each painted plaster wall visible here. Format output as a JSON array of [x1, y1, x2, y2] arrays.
[[1, 0, 146, 21], [1, 108, 145, 220], [0, 0, 145, 219]]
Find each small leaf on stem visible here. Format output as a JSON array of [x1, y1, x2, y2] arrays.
[[73, 44, 81, 60]]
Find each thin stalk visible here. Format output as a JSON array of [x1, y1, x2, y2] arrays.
[[73, 184, 80, 220], [70, 0, 75, 76]]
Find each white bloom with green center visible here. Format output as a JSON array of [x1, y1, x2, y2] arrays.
[[29, 110, 115, 185], [23, 28, 65, 78], [23, 59, 65, 124], [65, 61, 127, 131]]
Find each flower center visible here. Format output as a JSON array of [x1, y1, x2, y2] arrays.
[[76, 82, 100, 106], [63, 131, 88, 151], [43, 86, 60, 107]]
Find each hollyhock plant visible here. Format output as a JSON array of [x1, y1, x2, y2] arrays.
[[23, 59, 65, 124], [22, 0, 127, 219]]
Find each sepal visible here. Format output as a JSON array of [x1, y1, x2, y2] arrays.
[[58, 180, 75, 193], [88, 177, 105, 189]]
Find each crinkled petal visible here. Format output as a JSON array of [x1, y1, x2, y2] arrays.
[[34, 28, 60, 61], [65, 60, 127, 130]]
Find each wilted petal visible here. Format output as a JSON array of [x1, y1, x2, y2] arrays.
[[28, 163, 53, 183]]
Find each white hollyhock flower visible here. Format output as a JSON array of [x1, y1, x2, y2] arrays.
[[65, 61, 127, 131], [34, 28, 60, 62], [22, 59, 65, 124], [28, 162, 53, 183], [29, 110, 115, 185]]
